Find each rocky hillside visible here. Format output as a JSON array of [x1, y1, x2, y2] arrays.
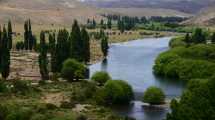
[[84, 0, 215, 14], [0, 0, 103, 25], [184, 6, 215, 26]]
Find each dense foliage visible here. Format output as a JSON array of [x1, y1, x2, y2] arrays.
[[154, 45, 215, 80], [154, 29, 215, 81], [142, 86, 165, 105], [61, 59, 86, 81], [91, 71, 111, 86], [0, 25, 11, 79], [166, 77, 215, 120], [95, 80, 134, 105], [38, 31, 49, 80]]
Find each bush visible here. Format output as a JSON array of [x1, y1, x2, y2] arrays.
[[16, 41, 25, 50], [61, 59, 86, 81], [0, 81, 8, 93], [76, 114, 87, 120], [154, 44, 215, 80], [71, 81, 97, 102], [91, 71, 111, 86], [12, 80, 31, 95], [143, 86, 165, 105], [166, 78, 215, 120], [95, 80, 134, 105], [169, 36, 186, 48]]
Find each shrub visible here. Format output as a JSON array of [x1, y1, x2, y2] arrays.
[[0, 81, 8, 93], [61, 59, 86, 82], [154, 44, 215, 80], [142, 86, 165, 105], [166, 78, 215, 120], [169, 36, 186, 48], [16, 41, 25, 50], [71, 81, 97, 102], [95, 80, 134, 105], [76, 114, 87, 120], [12, 80, 31, 95], [91, 71, 111, 86]]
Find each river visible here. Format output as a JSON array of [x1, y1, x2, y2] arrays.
[[89, 37, 186, 120]]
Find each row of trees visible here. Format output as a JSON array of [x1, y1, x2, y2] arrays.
[[184, 28, 215, 45], [38, 20, 91, 80], [0, 22, 11, 79], [24, 19, 37, 50]]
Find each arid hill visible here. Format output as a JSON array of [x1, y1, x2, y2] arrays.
[[184, 6, 215, 26], [0, 0, 103, 25]]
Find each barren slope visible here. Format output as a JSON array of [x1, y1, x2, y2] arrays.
[[104, 8, 192, 17], [184, 6, 215, 26], [0, 0, 103, 25]]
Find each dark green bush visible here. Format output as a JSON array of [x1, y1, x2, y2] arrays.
[[166, 78, 215, 120], [16, 41, 25, 50], [154, 44, 215, 80], [61, 59, 86, 81], [76, 114, 87, 120], [71, 81, 97, 102], [0, 81, 8, 93], [95, 80, 134, 105], [142, 86, 165, 105], [169, 36, 186, 48], [12, 80, 31, 95], [91, 71, 111, 86]]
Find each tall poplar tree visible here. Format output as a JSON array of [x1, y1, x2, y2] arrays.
[[24, 21, 29, 50], [7, 20, 12, 49], [38, 31, 49, 80], [1, 26, 10, 79], [81, 27, 90, 63], [107, 18, 112, 29], [101, 32, 109, 58], [211, 32, 215, 44], [56, 29, 70, 72], [70, 20, 84, 62], [49, 33, 57, 73]]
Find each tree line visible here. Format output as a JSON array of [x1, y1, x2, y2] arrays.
[[0, 19, 109, 81]]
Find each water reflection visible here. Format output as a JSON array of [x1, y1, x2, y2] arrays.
[[90, 37, 186, 120]]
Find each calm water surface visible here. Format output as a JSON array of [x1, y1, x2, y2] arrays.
[[90, 37, 186, 120]]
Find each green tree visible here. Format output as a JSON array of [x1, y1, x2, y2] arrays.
[[107, 18, 112, 29], [142, 86, 165, 105], [184, 33, 191, 47], [56, 29, 70, 72], [192, 28, 206, 44], [166, 78, 215, 120], [81, 27, 90, 63], [7, 20, 12, 49], [211, 32, 215, 44], [91, 71, 111, 86], [38, 31, 49, 80], [61, 59, 86, 82], [24, 21, 29, 50], [70, 20, 84, 62], [92, 19, 96, 29], [118, 20, 125, 33], [49, 33, 57, 73], [101, 34, 109, 58], [1, 26, 10, 79], [95, 80, 134, 105]]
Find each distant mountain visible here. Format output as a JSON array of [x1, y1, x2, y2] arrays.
[[84, 0, 215, 14], [184, 6, 215, 26], [0, 0, 103, 25]]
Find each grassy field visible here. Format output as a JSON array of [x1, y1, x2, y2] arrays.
[[0, 80, 125, 120]]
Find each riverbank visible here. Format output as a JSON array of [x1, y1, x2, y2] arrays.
[[90, 37, 185, 120], [90, 30, 181, 64]]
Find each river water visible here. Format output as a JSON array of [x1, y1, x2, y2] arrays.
[[89, 37, 186, 120]]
